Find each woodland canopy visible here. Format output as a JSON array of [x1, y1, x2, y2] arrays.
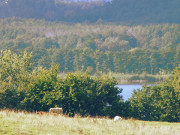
[[0, 18, 179, 75]]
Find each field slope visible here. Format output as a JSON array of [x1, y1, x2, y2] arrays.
[[0, 110, 179, 135]]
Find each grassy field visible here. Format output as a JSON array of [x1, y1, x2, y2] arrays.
[[0, 110, 179, 135]]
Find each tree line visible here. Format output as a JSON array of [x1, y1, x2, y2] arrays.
[[0, 50, 179, 122], [0, 18, 180, 75]]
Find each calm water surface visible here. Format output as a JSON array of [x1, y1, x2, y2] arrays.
[[116, 84, 142, 101]]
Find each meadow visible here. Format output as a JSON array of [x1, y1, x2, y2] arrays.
[[0, 110, 179, 135]]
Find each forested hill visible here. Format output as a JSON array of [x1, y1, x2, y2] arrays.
[[0, 0, 180, 24], [0, 18, 179, 74]]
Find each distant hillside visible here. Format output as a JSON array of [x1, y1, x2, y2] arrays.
[[0, 0, 180, 24], [0, 18, 179, 74]]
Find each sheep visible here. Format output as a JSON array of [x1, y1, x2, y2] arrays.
[[113, 116, 122, 121], [49, 108, 63, 114]]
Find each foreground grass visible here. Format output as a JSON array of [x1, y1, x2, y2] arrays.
[[0, 110, 179, 135]]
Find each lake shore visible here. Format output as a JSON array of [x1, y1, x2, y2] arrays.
[[59, 72, 172, 85], [110, 73, 171, 85]]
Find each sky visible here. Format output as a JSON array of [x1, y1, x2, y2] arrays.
[[57, 0, 112, 2]]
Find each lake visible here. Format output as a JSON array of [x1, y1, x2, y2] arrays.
[[116, 84, 142, 101]]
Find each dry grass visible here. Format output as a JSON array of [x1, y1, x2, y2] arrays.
[[0, 110, 179, 135], [58, 72, 172, 84], [102, 72, 171, 84]]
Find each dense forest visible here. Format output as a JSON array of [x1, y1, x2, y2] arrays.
[[0, 18, 179, 75], [0, 50, 179, 122], [0, 0, 180, 24]]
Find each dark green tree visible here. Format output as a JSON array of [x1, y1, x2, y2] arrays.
[[58, 71, 123, 117], [0, 50, 33, 109], [129, 67, 180, 122], [21, 65, 62, 111]]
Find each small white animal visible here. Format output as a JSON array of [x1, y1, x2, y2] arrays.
[[49, 108, 63, 114], [114, 116, 122, 121]]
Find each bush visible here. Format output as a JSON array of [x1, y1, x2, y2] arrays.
[[58, 72, 123, 117], [129, 67, 180, 122], [0, 50, 124, 117]]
